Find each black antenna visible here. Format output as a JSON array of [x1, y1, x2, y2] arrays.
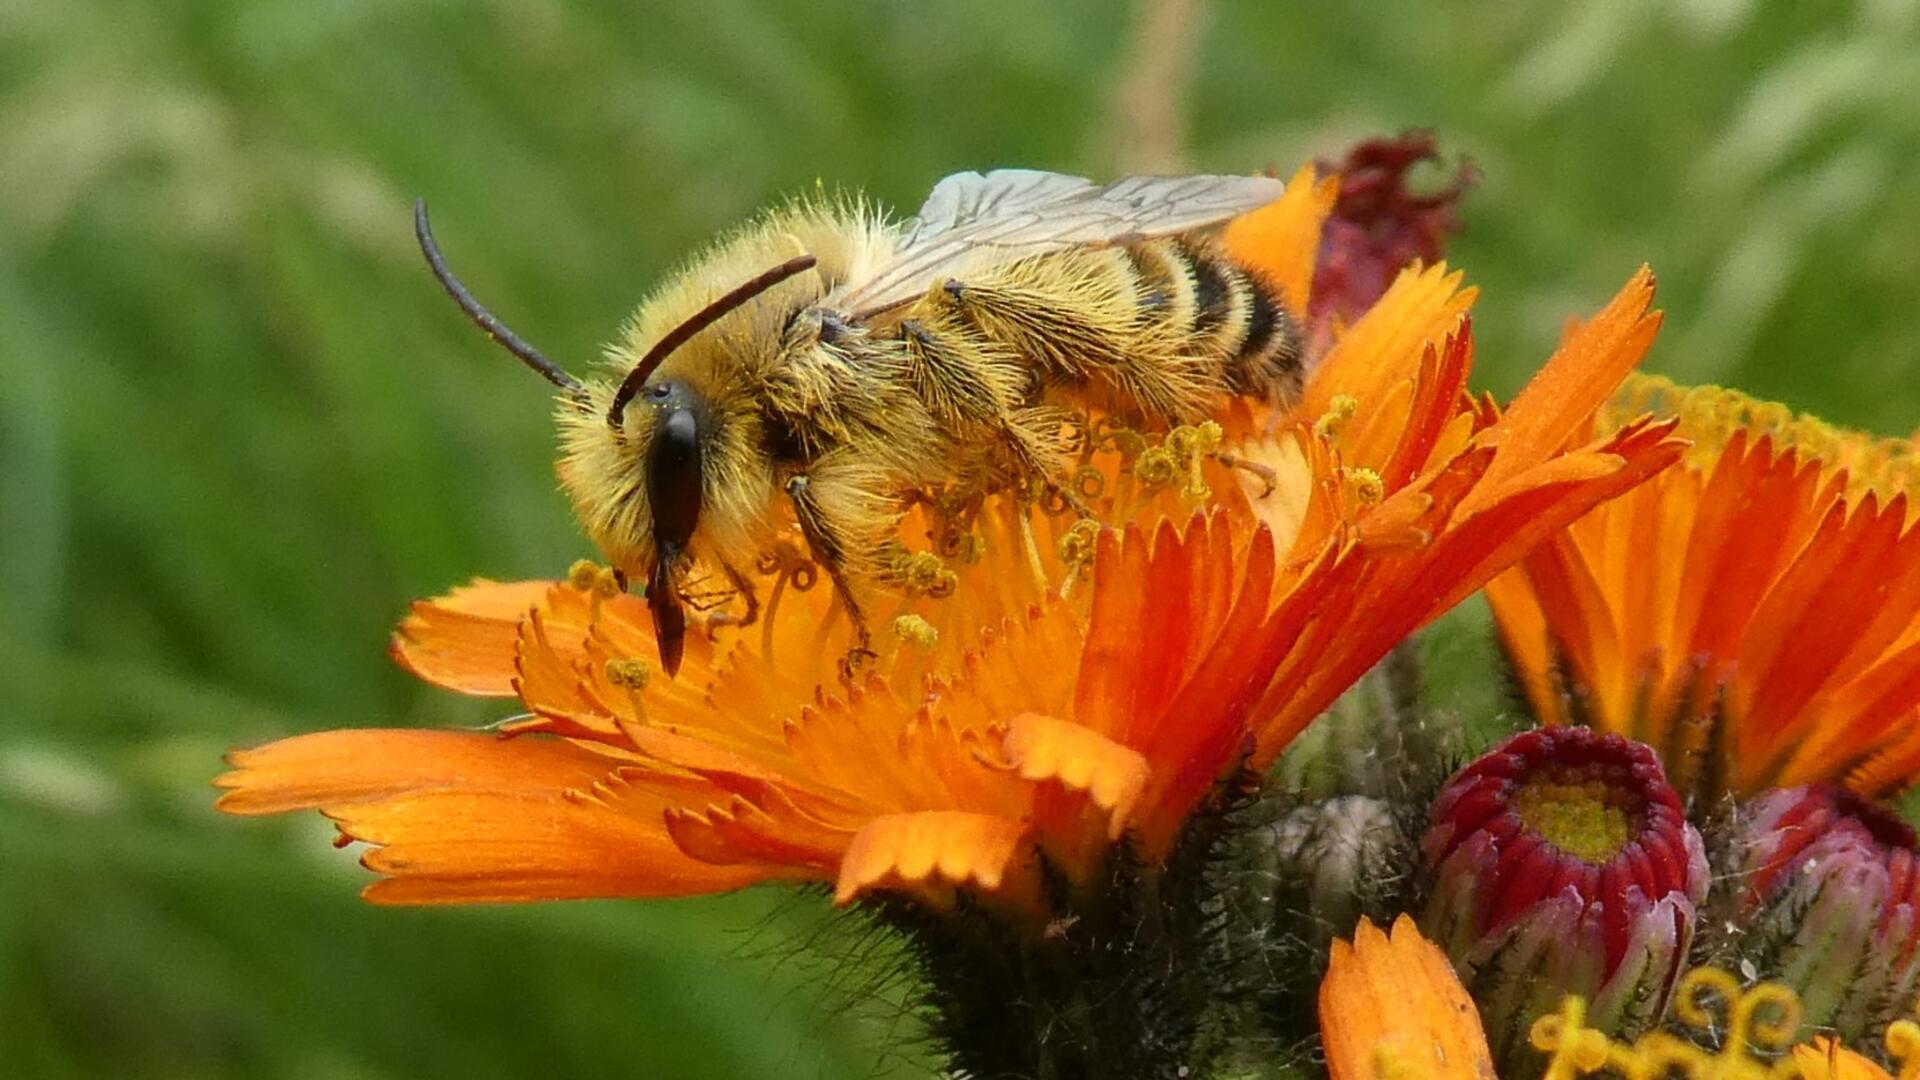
[[606, 254, 818, 428], [413, 198, 585, 396]]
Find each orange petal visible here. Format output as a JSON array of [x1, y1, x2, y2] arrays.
[[1464, 266, 1662, 511], [215, 728, 624, 814], [833, 811, 1033, 906], [1379, 325, 1475, 490], [1220, 163, 1338, 319], [215, 729, 757, 903], [661, 786, 853, 877], [1319, 914, 1496, 1080], [1484, 568, 1564, 726], [389, 580, 559, 696], [1793, 1039, 1894, 1080], [351, 787, 759, 903], [1300, 262, 1477, 428], [1002, 712, 1149, 839]]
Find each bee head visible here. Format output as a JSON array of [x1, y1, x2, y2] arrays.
[[414, 196, 815, 679]]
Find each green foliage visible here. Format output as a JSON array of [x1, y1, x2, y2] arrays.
[[2, 0, 1916, 1075]]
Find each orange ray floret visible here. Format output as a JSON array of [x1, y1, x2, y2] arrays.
[[1237, 264, 1682, 763], [216, 729, 759, 903], [1220, 163, 1339, 319], [1793, 1039, 1896, 1080], [1487, 374, 1920, 799], [1318, 914, 1496, 1080], [219, 163, 1682, 918]]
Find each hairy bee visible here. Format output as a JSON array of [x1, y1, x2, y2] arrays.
[[415, 170, 1301, 675]]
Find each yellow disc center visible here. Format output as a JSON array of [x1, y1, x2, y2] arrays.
[[1514, 775, 1635, 863]]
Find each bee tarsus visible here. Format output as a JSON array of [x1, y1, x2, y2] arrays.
[[784, 472, 871, 659], [1213, 452, 1280, 499]]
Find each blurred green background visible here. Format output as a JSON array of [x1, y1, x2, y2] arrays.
[[3, 1, 1917, 1076]]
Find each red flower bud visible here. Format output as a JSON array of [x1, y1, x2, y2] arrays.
[[1735, 784, 1920, 1040], [1310, 131, 1475, 335], [1421, 727, 1707, 1064]]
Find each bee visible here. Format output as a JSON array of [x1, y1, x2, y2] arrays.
[[414, 169, 1300, 676]]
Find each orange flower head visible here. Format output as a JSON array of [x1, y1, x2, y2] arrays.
[[218, 164, 1681, 919], [1487, 374, 1920, 801], [212, 149, 1692, 1077]]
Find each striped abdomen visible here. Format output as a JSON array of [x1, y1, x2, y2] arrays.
[[906, 234, 1303, 429], [1123, 235, 1303, 408]]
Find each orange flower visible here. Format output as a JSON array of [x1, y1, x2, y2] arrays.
[[1486, 375, 1920, 800], [218, 165, 1682, 917], [1318, 914, 1496, 1080]]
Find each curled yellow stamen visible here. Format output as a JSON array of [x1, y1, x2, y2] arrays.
[[1314, 394, 1359, 442], [1342, 467, 1384, 506], [1529, 967, 1844, 1079], [1056, 519, 1103, 569], [1134, 446, 1177, 489], [605, 657, 651, 690], [893, 614, 938, 649]]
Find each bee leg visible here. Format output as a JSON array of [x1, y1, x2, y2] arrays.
[[782, 473, 876, 678], [996, 407, 1095, 520], [699, 560, 761, 632], [1211, 452, 1279, 498]]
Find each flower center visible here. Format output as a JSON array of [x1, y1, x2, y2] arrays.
[[1513, 773, 1636, 863], [1604, 373, 1920, 501]]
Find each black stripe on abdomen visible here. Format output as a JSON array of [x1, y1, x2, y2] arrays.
[[1223, 275, 1304, 404]]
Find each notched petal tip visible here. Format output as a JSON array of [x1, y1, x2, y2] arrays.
[[388, 579, 560, 696], [833, 811, 1034, 908], [1000, 713, 1150, 840]]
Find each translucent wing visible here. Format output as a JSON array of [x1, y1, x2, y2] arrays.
[[840, 169, 1286, 316]]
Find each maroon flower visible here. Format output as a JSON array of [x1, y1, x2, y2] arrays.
[[1420, 726, 1707, 1064], [1311, 131, 1475, 338], [1735, 785, 1920, 1040]]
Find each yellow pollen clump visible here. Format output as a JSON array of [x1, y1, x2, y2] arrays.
[[567, 559, 602, 591], [1134, 446, 1177, 489], [1341, 467, 1385, 507], [605, 657, 651, 689], [893, 614, 938, 649], [567, 559, 623, 598], [1514, 778, 1633, 863], [1314, 394, 1360, 441], [893, 550, 958, 599]]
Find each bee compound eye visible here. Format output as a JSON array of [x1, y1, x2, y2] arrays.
[[646, 405, 703, 551]]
